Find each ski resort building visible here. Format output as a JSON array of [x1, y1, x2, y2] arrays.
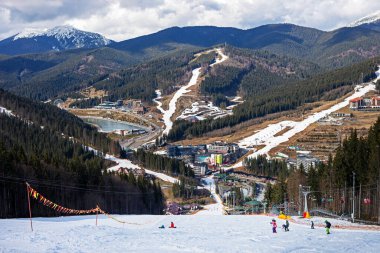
[[296, 153, 320, 171], [349, 96, 380, 109], [190, 162, 209, 176]]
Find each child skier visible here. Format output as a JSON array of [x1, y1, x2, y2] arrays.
[[270, 219, 277, 233], [159, 225, 165, 229], [325, 220, 331, 234], [311, 221, 314, 229], [169, 221, 176, 228], [284, 219, 290, 231]]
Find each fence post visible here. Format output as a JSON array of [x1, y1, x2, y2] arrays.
[[26, 182, 33, 232], [96, 205, 99, 226], [358, 183, 361, 219], [378, 180, 380, 225]]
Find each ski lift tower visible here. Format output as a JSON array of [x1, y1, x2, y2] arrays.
[[301, 185, 311, 218]]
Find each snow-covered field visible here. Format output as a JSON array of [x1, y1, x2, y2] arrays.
[[105, 153, 179, 184], [1, 215, 379, 253], [231, 83, 376, 168], [86, 147, 178, 184]]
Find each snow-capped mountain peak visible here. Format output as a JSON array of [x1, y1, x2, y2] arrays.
[[9, 25, 112, 52], [348, 11, 380, 27]]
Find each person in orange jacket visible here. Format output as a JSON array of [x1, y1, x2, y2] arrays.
[[270, 219, 277, 233]]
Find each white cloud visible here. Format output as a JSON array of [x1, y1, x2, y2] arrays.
[[0, 0, 379, 41]]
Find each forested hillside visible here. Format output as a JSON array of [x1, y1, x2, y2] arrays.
[[111, 25, 380, 68], [133, 149, 194, 178], [168, 55, 379, 141], [0, 101, 164, 218], [0, 89, 120, 154], [200, 46, 321, 97], [0, 48, 140, 100], [92, 48, 217, 102], [265, 118, 380, 221]]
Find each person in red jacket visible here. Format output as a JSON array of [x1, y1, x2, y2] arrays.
[[169, 221, 176, 228], [270, 219, 277, 233]]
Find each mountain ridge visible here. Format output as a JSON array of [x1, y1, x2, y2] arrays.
[[0, 25, 113, 55]]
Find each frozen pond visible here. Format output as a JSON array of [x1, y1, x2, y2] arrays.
[[82, 117, 144, 133]]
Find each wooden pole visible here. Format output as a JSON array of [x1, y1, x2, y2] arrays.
[[358, 183, 362, 219], [96, 205, 98, 226], [26, 182, 33, 232]]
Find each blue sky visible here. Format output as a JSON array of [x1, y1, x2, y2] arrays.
[[1, 0, 380, 41]]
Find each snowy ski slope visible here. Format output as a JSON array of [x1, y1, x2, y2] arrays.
[[0, 215, 378, 253], [154, 48, 228, 135]]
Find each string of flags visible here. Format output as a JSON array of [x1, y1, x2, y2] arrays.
[[26, 182, 149, 225], [27, 184, 99, 215]]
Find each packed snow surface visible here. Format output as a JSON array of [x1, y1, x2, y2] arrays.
[[196, 175, 225, 215], [161, 67, 202, 135], [232, 83, 376, 168], [1, 215, 379, 253], [105, 153, 179, 184]]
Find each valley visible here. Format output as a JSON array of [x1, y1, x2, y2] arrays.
[[1, 10, 380, 253]]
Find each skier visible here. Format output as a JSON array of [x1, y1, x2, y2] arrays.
[[325, 220, 331, 234], [159, 225, 165, 229], [169, 221, 176, 228], [282, 219, 289, 231], [311, 221, 314, 229], [284, 219, 290, 231], [270, 219, 277, 233]]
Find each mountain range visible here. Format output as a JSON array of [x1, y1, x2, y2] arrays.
[[1, 13, 380, 101]]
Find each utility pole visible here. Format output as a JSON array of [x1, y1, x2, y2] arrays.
[[352, 171, 355, 223]]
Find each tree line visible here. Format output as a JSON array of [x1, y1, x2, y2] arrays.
[[132, 149, 194, 178], [0, 89, 121, 155], [0, 113, 164, 218], [244, 155, 288, 178]]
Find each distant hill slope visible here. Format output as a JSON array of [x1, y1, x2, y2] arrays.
[[0, 42, 200, 101], [111, 24, 380, 68], [167, 55, 380, 141], [0, 25, 113, 55], [349, 11, 380, 32], [0, 47, 140, 100], [2, 23, 380, 101]]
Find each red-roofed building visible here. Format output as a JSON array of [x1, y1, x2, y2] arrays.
[[350, 96, 380, 110], [349, 97, 363, 109]]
